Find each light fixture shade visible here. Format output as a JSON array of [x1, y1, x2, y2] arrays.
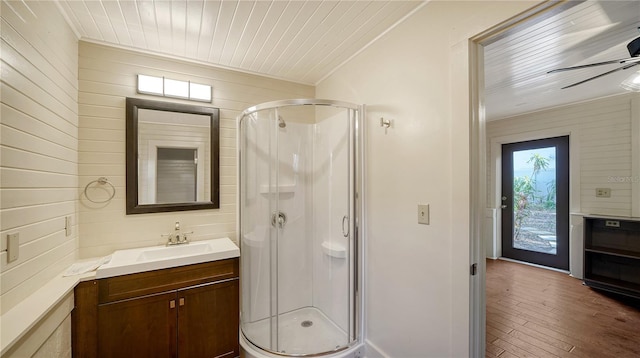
[[164, 78, 189, 98], [190, 82, 212, 102], [137, 75, 163, 95], [136, 74, 212, 102], [620, 70, 640, 92]]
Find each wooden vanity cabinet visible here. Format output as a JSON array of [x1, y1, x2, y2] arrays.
[[72, 258, 239, 358]]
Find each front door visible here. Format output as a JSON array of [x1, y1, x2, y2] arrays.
[[501, 136, 569, 270]]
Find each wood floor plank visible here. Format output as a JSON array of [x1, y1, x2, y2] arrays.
[[487, 259, 640, 358], [510, 324, 574, 352], [486, 338, 505, 356]]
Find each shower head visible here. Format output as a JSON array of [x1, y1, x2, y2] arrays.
[[278, 116, 286, 128]]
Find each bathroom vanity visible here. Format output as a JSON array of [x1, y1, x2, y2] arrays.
[[72, 239, 240, 358]]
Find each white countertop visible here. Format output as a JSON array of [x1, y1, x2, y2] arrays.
[[95, 237, 239, 279], [571, 212, 640, 221], [0, 267, 96, 356]]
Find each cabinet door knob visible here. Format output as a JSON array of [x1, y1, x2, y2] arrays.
[[179, 298, 185, 306], [169, 300, 176, 309]]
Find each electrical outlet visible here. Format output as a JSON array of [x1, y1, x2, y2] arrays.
[[418, 204, 430, 225], [605, 220, 620, 228], [7, 233, 19, 263], [595, 188, 611, 198]]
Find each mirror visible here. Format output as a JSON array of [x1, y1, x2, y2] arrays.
[[126, 97, 219, 214]]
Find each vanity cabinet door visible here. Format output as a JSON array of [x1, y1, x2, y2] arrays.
[[97, 291, 178, 358], [177, 279, 239, 358]]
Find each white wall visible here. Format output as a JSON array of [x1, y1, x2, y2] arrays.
[[1, 0, 78, 315], [487, 93, 638, 217], [77, 41, 314, 258], [316, 1, 538, 356], [1, 1, 78, 355]]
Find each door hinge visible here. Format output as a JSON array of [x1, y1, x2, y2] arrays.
[[470, 263, 478, 276]]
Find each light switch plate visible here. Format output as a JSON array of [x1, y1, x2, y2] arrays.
[[418, 204, 430, 225], [65, 216, 72, 237], [7, 233, 19, 263]]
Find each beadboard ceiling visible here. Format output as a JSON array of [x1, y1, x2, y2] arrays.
[[56, 0, 423, 85], [484, 0, 640, 120], [55, 0, 640, 119]]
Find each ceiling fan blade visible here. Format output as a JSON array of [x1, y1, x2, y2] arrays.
[[548, 56, 640, 74], [561, 62, 640, 89]]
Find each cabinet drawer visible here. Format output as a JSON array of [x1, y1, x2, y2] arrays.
[[98, 258, 238, 303]]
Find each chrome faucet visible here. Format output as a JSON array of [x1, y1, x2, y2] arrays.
[[162, 221, 192, 246]]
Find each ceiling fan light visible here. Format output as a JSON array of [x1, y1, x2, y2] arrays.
[[620, 70, 640, 91]]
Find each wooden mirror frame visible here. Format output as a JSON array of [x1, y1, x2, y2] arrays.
[[126, 97, 220, 214]]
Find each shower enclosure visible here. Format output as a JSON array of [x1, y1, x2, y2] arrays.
[[238, 99, 363, 357]]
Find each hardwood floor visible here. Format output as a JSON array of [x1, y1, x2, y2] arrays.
[[486, 259, 640, 358]]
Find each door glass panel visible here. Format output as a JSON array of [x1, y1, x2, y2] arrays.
[[511, 147, 557, 255]]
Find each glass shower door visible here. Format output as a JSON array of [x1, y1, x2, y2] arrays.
[[240, 101, 360, 356], [239, 108, 281, 351]]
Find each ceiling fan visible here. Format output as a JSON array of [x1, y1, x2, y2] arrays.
[[547, 35, 640, 90]]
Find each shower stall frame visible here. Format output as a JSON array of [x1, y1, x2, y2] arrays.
[[237, 99, 365, 358]]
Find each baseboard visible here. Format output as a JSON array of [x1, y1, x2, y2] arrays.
[[498, 257, 570, 274], [365, 339, 390, 358]]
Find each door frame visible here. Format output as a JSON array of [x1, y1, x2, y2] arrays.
[[467, 1, 583, 356]]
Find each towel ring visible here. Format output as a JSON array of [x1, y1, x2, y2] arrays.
[[84, 177, 116, 203]]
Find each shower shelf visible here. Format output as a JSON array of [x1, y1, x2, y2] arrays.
[[259, 184, 296, 194], [321, 241, 347, 259]]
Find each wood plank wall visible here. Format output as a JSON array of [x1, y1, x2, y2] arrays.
[[78, 41, 314, 258], [0, 1, 79, 315], [487, 94, 637, 217]]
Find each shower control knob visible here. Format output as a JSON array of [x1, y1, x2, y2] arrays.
[[271, 211, 287, 229]]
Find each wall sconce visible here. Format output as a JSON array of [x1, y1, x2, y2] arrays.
[[620, 69, 640, 92], [137, 74, 212, 102]]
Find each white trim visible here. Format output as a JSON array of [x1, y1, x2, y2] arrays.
[[631, 95, 640, 217], [468, 37, 486, 358], [496, 257, 572, 275], [53, 0, 81, 39]]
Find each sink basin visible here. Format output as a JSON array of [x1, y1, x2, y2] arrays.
[[95, 237, 239, 279], [137, 241, 214, 261]]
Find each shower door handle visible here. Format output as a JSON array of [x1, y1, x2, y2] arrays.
[[342, 215, 349, 237]]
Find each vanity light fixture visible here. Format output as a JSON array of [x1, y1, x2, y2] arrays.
[[620, 69, 640, 92], [137, 74, 212, 102]]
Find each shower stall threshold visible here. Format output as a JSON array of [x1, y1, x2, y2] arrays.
[[241, 307, 360, 357]]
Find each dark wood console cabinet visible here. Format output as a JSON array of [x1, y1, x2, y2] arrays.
[[583, 216, 640, 299], [72, 258, 239, 358]]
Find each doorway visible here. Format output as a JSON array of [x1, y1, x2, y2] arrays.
[[156, 147, 198, 204], [500, 136, 569, 270]]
